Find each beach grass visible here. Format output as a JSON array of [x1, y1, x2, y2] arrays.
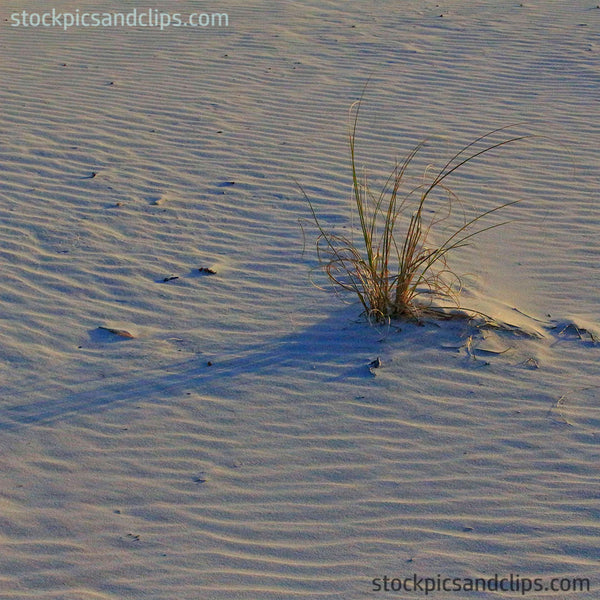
[[302, 99, 531, 322]]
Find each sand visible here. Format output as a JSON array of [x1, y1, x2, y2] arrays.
[[0, 0, 598, 598]]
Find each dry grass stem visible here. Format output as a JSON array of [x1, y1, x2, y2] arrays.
[[301, 98, 532, 323]]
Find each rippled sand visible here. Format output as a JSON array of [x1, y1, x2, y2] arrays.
[[0, 1, 598, 598]]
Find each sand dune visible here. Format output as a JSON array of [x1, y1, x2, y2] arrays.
[[1, 1, 598, 598]]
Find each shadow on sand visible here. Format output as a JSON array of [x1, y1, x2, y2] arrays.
[[1, 307, 387, 431]]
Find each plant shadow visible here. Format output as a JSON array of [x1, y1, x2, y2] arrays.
[[3, 304, 592, 432], [0, 306, 386, 431]]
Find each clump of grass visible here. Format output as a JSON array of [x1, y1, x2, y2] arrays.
[[301, 100, 530, 322]]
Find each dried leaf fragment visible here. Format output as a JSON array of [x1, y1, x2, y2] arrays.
[[98, 326, 135, 339]]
